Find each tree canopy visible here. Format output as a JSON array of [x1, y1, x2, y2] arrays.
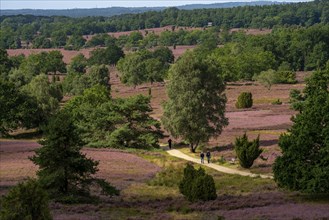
[[273, 69, 329, 193], [162, 51, 228, 152]]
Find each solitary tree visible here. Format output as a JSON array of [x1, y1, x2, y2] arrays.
[[162, 51, 228, 152], [273, 70, 329, 193], [30, 111, 99, 196]]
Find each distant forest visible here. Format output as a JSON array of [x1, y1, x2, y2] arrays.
[[0, 0, 328, 50], [0, 1, 287, 17]]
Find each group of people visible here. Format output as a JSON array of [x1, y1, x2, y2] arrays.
[[200, 151, 211, 164], [168, 138, 212, 164]]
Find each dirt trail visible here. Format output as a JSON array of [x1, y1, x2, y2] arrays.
[[167, 149, 273, 179]]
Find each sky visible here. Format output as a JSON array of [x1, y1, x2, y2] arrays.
[[0, 0, 311, 10]]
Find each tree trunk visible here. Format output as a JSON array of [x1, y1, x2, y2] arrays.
[[190, 141, 199, 153], [190, 143, 195, 153]]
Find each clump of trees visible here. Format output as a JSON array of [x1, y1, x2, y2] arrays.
[[117, 47, 174, 86], [209, 43, 276, 81], [0, 179, 52, 220], [234, 133, 263, 168], [179, 163, 217, 202], [162, 51, 228, 152], [273, 69, 329, 193], [88, 44, 124, 66], [0, 78, 39, 136], [64, 85, 163, 148], [0, 50, 65, 136], [235, 92, 253, 109], [62, 64, 110, 95]]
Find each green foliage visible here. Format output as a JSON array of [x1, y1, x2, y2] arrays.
[[162, 51, 228, 152], [148, 164, 183, 187], [235, 92, 253, 109], [210, 43, 276, 81], [85, 33, 116, 47], [253, 69, 277, 90], [234, 133, 263, 168], [18, 51, 66, 76], [273, 70, 329, 193], [0, 78, 39, 136], [30, 110, 100, 197], [117, 49, 170, 86], [65, 34, 86, 50], [21, 74, 62, 124], [0, 49, 13, 76], [0, 178, 52, 220], [254, 69, 297, 90], [68, 53, 88, 73], [32, 35, 52, 48], [275, 70, 297, 84], [179, 163, 217, 202], [51, 30, 67, 48], [65, 86, 163, 149], [272, 99, 282, 105], [88, 45, 124, 66], [152, 46, 175, 64], [63, 64, 109, 95]]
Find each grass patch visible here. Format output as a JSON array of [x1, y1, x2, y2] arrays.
[[249, 130, 285, 135], [207, 171, 277, 195], [102, 207, 151, 220], [122, 183, 180, 202], [253, 97, 288, 104]]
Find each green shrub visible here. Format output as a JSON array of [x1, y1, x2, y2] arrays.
[[0, 179, 52, 220], [179, 163, 217, 202], [272, 99, 282, 105], [234, 133, 263, 168], [236, 92, 253, 109], [276, 71, 297, 84], [148, 164, 183, 187]]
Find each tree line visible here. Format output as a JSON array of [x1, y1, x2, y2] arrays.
[[1, 0, 329, 49]]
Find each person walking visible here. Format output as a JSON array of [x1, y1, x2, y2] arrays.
[[200, 152, 205, 164], [206, 151, 211, 163], [168, 138, 172, 149]]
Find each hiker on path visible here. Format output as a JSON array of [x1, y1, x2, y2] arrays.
[[168, 138, 172, 149], [200, 152, 205, 164], [206, 151, 211, 163]]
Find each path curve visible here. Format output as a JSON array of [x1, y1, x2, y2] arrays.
[[167, 149, 273, 179]]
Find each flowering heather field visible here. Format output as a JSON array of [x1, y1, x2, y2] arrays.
[[1, 60, 328, 218], [0, 140, 160, 196]]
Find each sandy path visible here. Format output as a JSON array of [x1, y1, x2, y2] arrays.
[[167, 149, 273, 179]]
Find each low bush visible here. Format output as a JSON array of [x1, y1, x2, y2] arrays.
[[272, 99, 283, 105], [0, 178, 52, 220], [148, 164, 183, 187], [179, 163, 217, 202], [236, 92, 253, 109], [275, 71, 297, 84], [234, 133, 263, 168]]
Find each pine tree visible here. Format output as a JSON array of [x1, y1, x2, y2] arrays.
[[30, 110, 99, 196], [273, 70, 329, 193]]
